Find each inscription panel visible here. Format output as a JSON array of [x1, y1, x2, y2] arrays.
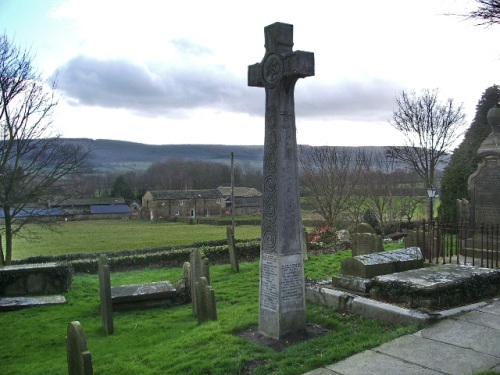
[[280, 257, 304, 311], [260, 253, 278, 311]]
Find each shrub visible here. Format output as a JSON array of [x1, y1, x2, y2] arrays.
[[310, 226, 340, 250]]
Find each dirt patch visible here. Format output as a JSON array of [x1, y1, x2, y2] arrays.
[[237, 323, 330, 352]]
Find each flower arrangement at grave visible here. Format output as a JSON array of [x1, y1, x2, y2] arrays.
[[310, 226, 341, 252]]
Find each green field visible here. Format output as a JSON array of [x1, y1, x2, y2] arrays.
[[12, 220, 261, 260]]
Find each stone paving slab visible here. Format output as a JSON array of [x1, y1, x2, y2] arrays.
[[302, 298, 500, 375], [321, 350, 442, 375], [416, 318, 500, 358], [377, 333, 499, 375], [455, 309, 500, 329], [0, 295, 66, 311]]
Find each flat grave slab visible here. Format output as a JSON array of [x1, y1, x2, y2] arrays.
[[340, 247, 424, 279], [0, 295, 67, 311], [0, 262, 73, 296], [371, 264, 500, 310], [111, 281, 178, 311]]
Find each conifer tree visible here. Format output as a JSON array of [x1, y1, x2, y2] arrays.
[[438, 85, 500, 223]]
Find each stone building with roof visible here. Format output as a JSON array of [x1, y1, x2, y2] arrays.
[[141, 186, 262, 220]]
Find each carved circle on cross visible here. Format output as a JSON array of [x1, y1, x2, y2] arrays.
[[262, 53, 282, 88]]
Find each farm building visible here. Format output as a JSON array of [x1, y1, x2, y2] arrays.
[[0, 197, 131, 222], [142, 186, 262, 220], [54, 197, 130, 220], [217, 186, 262, 216]]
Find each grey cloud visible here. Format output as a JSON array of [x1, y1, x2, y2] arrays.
[[296, 79, 401, 122], [54, 55, 399, 122], [171, 39, 212, 56], [55, 55, 261, 117]]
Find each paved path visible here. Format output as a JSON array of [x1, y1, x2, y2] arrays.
[[303, 298, 500, 375]]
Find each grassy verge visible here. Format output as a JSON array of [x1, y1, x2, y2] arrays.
[[0, 252, 419, 375]]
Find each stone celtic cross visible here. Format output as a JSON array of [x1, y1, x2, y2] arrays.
[[248, 22, 314, 339]]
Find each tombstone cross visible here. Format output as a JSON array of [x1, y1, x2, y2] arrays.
[[248, 22, 314, 339]]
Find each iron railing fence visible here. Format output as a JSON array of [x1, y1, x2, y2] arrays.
[[411, 221, 499, 269]]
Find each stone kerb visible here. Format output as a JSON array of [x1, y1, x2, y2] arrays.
[[66, 321, 94, 375], [98, 254, 113, 334], [340, 247, 424, 279]]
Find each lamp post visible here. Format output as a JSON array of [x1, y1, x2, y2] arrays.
[[426, 185, 437, 223]]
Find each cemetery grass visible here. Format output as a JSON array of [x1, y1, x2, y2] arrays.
[[12, 220, 261, 260], [0, 251, 420, 375]]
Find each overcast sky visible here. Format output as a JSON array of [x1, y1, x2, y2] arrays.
[[1, 0, 499, 147]]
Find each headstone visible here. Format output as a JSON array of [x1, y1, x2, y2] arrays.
[[248, 22, 314, 339], [226, 226, 239, 272], [350, 222, 383, 256], [340, 247, 424, 279], [98, 254, 113, 334], [183, 261, 192, 295], [195, 276, 217, 323], [189, 249, 210, 315], [468, 106, 500, 226], [66, 321, 93, 375]]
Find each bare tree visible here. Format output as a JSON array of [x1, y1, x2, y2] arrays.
[[386, 89, 466, 190], [464, 0, 500, 26], [364, 152, 398, 229], [299, 146, 370, 227], [0, 35, 90, 265]]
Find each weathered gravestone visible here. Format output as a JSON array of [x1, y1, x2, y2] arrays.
[[332, 247, 424, 293], [195, 276, 217, 323], [66, 321, 93, 375], [189, 248, 210, 315], [0, 262, 73, 296], [183, 261, 191, 295], [111, 281, 178, 311], [248, 22, 314, 339], [98, 254, 113, 334], [340, 247, 424, 279], [226, 226, 239, 272], [350, 222, 384, 256], [468, 106, 500, 227]]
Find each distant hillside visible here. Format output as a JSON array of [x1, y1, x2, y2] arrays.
[[66, 139, 265, 173], [64, 139, 448, 174]]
